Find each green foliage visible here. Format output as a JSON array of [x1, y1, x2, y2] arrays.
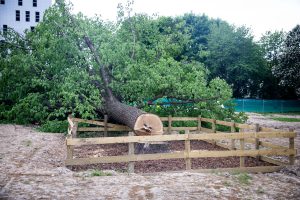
[[259, 30, 285, 64], [272, 25, 300, 97], [38, 120, 68, 133], [0, 2, 102, 127], [1, 0, 269, 130], [259, 30, 297, 99], [205, 21, 267, 98], [7, 93, 48, 124]]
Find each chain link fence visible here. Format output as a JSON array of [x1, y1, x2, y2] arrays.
[[234, 99, 300, 113]]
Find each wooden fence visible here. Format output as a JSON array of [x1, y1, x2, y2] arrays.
[[65, 115, 297, 173]]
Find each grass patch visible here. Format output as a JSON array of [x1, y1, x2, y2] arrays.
[[237, 173, 252, 185], [275, 112, 300, 115], [91, 170, 112, 177], [222, 181, 232, 187], [259, 112, 300, 115], [256, 186, 265, 194], [270, 117, 300, 122], [22, 140, 32, 147]]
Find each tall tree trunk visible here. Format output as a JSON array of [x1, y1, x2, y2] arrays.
[[84, 36, 163, 136]]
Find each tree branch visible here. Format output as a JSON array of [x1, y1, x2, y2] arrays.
[[147, 96, 220, 106]]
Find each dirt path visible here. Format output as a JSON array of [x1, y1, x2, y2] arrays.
[[1, 122, 300, 199], [246, 113, 300, 132]]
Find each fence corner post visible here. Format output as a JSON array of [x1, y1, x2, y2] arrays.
[[185, 130, 191, 170], [289, 128, 295, 165], [128, 131, 135, 173]]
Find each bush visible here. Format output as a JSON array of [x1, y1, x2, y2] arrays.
[[6, 93, 48, 124], [38, 120, 68, 133]]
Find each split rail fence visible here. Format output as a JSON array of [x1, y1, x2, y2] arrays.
[[65, 115, 297, 173]]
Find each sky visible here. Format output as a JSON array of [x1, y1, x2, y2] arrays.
[[67, 0, 300, 39]]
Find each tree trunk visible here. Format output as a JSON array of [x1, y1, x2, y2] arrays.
[[84, 36, 163, 136], [105, 96, 163, 135]]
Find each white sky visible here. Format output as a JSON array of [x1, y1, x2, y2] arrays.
[[67, 0, 300, 39]]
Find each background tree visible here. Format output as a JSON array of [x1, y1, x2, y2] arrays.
[[272, 25, 300, 97], [258, 30, 297, 99], [205, 21, 267, 98], [259, 30, 285, 65]]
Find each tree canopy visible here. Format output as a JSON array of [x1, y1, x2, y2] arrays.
[[272, 25, 300, 97], [0, 1, 298, 130]]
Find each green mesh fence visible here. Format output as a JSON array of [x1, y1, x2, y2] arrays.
[[234, 99, 300, 113]]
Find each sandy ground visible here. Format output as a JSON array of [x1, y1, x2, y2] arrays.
[[246, 113, 300, 132], [1, 113, 300, 199], [246, 113, 300, 163]]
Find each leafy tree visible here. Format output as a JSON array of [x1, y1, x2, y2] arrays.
[[0, 1, 242, 130], [259, 30, 285, 65], [272, 25, 300, 97], [205, 21, 267, 98], [0, 3, 103, 124], [179, 13, 211, 62], [258, 30, 297, 99]]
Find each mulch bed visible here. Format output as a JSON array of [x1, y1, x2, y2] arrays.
[[69, 140, 274, 173]]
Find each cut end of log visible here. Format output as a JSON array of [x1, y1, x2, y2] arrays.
[[134, 114, 163, 136]]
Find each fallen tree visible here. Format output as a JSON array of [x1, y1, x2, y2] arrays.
[[83, 36, 163, 136], [0, 1, 237, 132]]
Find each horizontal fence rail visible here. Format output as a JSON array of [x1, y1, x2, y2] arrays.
[[66, 132, 296, 146], [65, 115, 297, 173]]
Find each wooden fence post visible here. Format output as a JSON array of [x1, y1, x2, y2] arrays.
[[168, 115, 172, 134], [67, 116, 74, 159], [70, 121, 78, 158], [239, 129, 245, 167], [185, 130, 191, 170], [212, 119, 216, 145], [66, 134, 73, 159], [212, 119, 216, 133], [289, 128, 295, 165], [104, 115, 108, 137], [197, 115, 202, 133], [72, 122, 78, 138], [255, 123, 260, 160], [230, 120, 235, 150], [128, 132, 135, 173]]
